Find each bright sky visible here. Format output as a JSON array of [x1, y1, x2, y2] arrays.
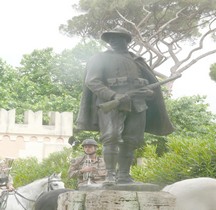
[[0, 0, 77, 64], [172, 55, 216, 113], [0, 0, 215, 113]]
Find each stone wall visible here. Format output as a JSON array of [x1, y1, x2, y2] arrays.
[[0, 109, 73, 161]]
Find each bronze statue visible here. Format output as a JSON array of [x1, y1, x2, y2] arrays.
[[77, 26, 174, 185]]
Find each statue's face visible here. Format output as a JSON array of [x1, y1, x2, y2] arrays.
[[108, 35, 128, 51]]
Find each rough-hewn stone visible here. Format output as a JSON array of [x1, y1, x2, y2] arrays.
[[57, 190, 176, 210]]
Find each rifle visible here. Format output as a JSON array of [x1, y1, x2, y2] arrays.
[[99, 74, 182, 113]]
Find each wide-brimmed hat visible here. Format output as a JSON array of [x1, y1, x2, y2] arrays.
[[101, 26, 132, 43]]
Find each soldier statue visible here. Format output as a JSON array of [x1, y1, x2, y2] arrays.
[[77, 26, 174, 185]]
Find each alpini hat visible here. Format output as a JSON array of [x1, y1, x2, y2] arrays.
[[101, 26, 132, 43]]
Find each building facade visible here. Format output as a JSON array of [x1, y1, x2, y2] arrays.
[[0, 109, 73, 161]]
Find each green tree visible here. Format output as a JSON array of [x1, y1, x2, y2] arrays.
[[0, 41, 102, 121], [60, 0, 216, 91], [132, 95, 216, 185], [52, 41, 103, 100], [135, 95, 216, 157], [132, 134, 216, 186], [0, 58, 20, 109], [209, 63, 216, 82], [166, 95, 215, 136], [11, 147, 83, 189], [7, 48, 75, 122], [12, 157, 41, 187]]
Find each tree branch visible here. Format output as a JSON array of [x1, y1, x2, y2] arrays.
[[116, 9, 165, 68], [137, 6, 152, 28], [178, 49, 216, 74], [148, 7, 186, 42], [115, 9, 136, 27], [180, 27, 216, 65]]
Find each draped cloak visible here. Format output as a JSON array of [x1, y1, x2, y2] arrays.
[[76, 51, 174, 136]]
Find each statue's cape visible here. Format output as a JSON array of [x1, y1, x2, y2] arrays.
[[76, 52, 174, 136]]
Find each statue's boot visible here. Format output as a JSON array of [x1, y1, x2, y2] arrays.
[[116, 144, 134, 184], [102, 145, 118, 186]]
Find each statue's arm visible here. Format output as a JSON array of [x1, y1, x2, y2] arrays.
[[85, 54, 116, 101]]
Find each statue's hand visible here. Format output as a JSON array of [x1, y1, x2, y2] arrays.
[[112, 93, 131, 111], [114, 93, 131, 103]]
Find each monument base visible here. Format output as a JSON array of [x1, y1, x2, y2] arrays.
[[78, 182, 160, 191], [57, 190, 176, 210]]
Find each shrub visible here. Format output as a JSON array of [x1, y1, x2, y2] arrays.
[[131, 134, 216, 187], [11, 147, 83, 189], [12, 157, 41, 187]]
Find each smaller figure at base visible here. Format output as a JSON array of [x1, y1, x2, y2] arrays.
[[68, 139, 107, 188]]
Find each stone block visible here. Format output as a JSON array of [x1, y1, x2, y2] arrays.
[[57, 190, 176, 210], [57, 191, 85, 210], [85, 190, 139, 210], [137, 191, 176, 210]]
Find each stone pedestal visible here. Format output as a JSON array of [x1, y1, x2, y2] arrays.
[[57, 183, 176, 210], [78, 182, 160, 191]]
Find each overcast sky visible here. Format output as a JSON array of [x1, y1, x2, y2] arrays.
[[0, 0, 77, 64], [0, 0, 215, 114]]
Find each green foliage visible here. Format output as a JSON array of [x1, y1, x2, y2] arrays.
[[135, 95, 216, 158], [12, 157, 41, 187], [0, 59, 20, 109], [11, 147, 83, 189], [166, 95, 215, 136], [61, 0, 216, 42], [39, 147, 79, 189], [0, 40, 102, 124], [10, 143, 105, 189], [17, 48, 77, 114], [131, 132, 216, 186], [210, 63, 216, 82]]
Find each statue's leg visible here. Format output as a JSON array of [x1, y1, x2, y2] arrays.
[[102, 145, 118, 185], [117, 110, 146, 184], [117, 144, 134, 184], [98, 109, 126, 185]]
